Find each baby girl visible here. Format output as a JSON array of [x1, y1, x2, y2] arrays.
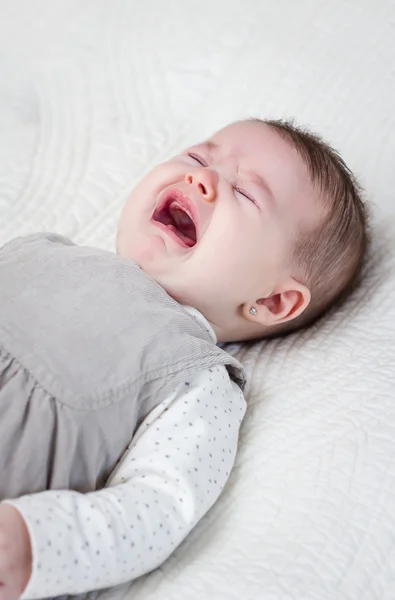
[[0, 119, 368, 599]]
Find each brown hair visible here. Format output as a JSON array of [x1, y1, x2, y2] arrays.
[[253, 118, 370, 336]]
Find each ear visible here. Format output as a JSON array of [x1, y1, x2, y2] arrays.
[[242, 278, 311, 327]]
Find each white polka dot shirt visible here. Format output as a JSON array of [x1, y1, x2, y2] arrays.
[[5, 309, 246, 599]]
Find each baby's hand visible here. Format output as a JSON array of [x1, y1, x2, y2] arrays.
[[0, 504, 32, 600]]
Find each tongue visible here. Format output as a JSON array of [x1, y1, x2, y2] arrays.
[[169, 207, 197, 245]]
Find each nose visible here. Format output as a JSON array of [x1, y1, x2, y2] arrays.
[[185, 168, 217, 202]]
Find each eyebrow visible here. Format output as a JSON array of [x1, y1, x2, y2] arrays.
[[243, 171, 275, 202], [206, 140, 217, 150], [204, 140, 275, 202]]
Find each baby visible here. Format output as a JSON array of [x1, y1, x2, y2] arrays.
[[0, 119, 368, 599]]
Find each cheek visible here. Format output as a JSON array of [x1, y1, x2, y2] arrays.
[[121, 159, 195, 225], [120, 235, 165, 268], [136, 237, 164, 265], [122, 167, 165, 209], [137, 161, 186, 194]]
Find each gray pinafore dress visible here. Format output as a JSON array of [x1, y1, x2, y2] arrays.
[[0, 233, 245, 501]]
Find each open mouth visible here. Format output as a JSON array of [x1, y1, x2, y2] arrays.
[[152, 194, 197, 248]]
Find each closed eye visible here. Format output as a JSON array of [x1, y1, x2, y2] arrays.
[[188, 153, 208, 167], [234, 187, 257, 205]]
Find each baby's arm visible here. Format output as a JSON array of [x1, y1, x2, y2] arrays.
[[1, 366, 246, 599]]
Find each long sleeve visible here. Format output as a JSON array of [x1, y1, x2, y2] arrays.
[[5, 365, 246, 599]]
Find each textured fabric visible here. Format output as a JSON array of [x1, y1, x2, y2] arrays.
[[7, 366, 246, 599], [0, 233, 245, 500]]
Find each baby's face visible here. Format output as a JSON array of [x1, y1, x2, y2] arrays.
[[117, 121, 320, 341]]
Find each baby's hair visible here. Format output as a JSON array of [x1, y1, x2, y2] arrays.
[[251, 118, 370, 336]]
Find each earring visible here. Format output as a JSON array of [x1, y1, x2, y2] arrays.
[[249, 307, 257, 316]]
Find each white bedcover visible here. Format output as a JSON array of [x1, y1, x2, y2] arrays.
[[0, 1, 395, 599]]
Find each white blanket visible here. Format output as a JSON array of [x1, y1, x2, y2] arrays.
[[1, 1, 394, 599]]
